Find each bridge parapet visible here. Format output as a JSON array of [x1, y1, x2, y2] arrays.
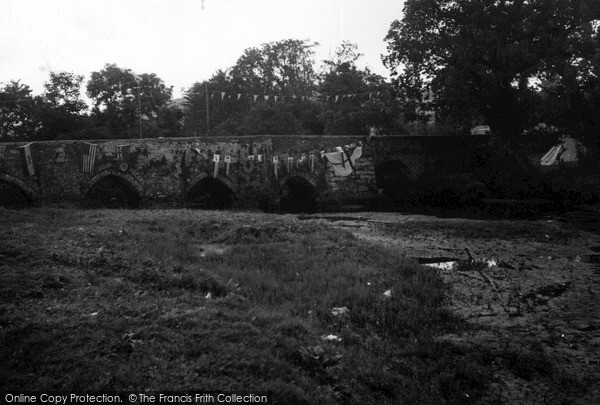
[[1, 134, 574, 209], [0, 136, 378, 209]]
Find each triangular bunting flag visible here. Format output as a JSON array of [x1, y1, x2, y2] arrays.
[[253, 95, 258, 102], [221, 92, 226, 101]]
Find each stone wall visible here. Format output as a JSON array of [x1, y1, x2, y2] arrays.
[[2, 134, 594, 208], [0, 136, 378, 207]]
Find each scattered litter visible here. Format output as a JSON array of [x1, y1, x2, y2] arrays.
[[383, 290, 392, 298], [331, 307, 349, 317], [205, 292, 212, 299], [90, 312, 98, 316], [424, 261, 456, 270], [486, 259, 497, 268], [321, 334, 342, 342]]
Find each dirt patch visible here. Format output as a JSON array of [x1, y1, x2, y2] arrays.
[[319, 209, 600, 403]]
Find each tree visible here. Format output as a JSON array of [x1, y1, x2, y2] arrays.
[[87, 64, 172, 136], [0, 81, 41, 140], [37, 71, 88, 139], [183, 39, 322, 136], [384, 0, 600, 139], [319, 42, 400, 135], [230, 39, 319, 95], [183, 70, 252, 136]]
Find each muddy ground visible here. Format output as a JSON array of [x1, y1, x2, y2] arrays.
[[302, 206, 600, 404]]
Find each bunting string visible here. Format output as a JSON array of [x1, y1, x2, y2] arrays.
[[185, 88, 385, 104], [0, 87, 385, 105]]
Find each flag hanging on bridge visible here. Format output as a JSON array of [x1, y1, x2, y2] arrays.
[[273, 156, 279, 179], [309, 154, 315, 172], [213, 154, 220, 178], [224, 155, 231, 176], [82, 142, 98, 173], [323, 145, 362, 177], [19, 143, 35, 176], [114, 144, 130, 172], [287, 157, 293, 172]]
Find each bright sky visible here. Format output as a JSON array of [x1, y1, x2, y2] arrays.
[[0, 0, 404, 99]]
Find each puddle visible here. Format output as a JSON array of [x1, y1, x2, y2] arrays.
[[415, 257, 498, 271], [423, 261, 457, 270], [298, 215, 369, 222], [196, 244, 230, 257], [415, 257, 462, 270], [416, 257, 461, 264]]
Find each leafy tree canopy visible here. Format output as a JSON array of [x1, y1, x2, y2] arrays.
[[385, 0, 600, 139], [87, 64, 172, 135], [230, 39, 319, 95], [0, 81, 41, 140], [36, 72, 88, 139]]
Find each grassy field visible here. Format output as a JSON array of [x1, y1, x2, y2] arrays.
[[0, 208, 520, 403]]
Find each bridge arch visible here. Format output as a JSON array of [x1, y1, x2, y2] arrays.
[[279, 174, 318, 213], [81, 169, 144, 208], [375, 160, 415, 204], [278, 172, 318, 188], [0, 173, 39, 207], [185, 173, 238, 209]]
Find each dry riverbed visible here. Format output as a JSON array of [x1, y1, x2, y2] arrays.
[[305, 207, 600, 404], [2, 206, 599, 403]]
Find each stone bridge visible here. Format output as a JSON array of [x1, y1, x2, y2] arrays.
[[0, 135, 557, 211]]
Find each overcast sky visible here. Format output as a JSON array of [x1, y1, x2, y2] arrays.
[[1, 0, 404, 98]]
